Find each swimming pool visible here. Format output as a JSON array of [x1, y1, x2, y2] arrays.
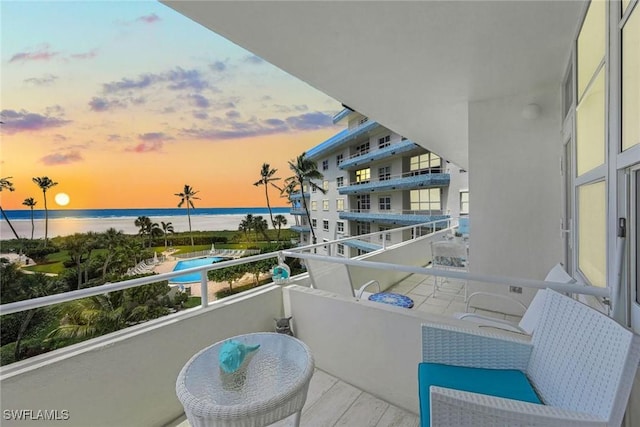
[[170, 257, 224, 283]]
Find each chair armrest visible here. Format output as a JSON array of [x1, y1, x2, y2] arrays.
[[355, 280, 380, 299], [422, 323, 532, 370], [454, 313, 527, 335], [430, 386, 606, 427], [465, 291, 527, 314]]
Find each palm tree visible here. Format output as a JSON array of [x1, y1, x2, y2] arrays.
[[175, 185, 200, 247], [252, 215, 270, 241], [287, 152, 326, 244], [134, 216, 161, 248], [253, 163, 280, 229], [22, 197, 37, 240], [0, 176, 20, 241], [32, 176, 58, 247], [160, 221, 174, 248], [238, 214, 254, 242], [100, 228, 124, 280], [273, 214, 288, 241]]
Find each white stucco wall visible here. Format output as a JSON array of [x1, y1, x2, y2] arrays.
[[467, 87, 563, 313], [282, 285, 473, 415], [0, 286, 284, 427]]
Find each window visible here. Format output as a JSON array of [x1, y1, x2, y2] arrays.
[[322, 160, 329, 171], [378, 135, 391, 149], [623, 5, 639, 151], [323, 180, 329, 191], [578, 181, 606, 287], [410, 152, 441, 173], [355, 142, 370, 156], [378, 226, 391, 241], [311, 201, 317, 211], [574, 0, 607, 287], [336, 198, 345, 211], [410, 188, 441, 211], [357, 222, 370, 235], [460, 190, 469, 214], [378, 166, 391, 181], [357, 194, 370, 211], [322, 199, 329, 211], [355, 168, 370, 184], [379, 196, 391, 211], [336, 154, 343, 166], [311, 219, 317, 228], [336, 221, 344, 233], [337, 244, 344, 255], [336, 176, 344, 187], [312, 185, 316, 193], [323, 220, 329, 231]]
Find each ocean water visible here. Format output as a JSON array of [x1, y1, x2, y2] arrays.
[[0, 207, 294, 240]]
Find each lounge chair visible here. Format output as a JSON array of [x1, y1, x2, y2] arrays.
[[419, 290, 640, 427]]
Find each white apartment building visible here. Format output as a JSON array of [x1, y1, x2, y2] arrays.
[[291, 108, 468, 257]]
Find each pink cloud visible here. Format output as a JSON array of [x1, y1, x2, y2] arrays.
[[125, 140, 163, 153], [71, 49, 98, 60], [10, 45, 60, 63], [137, 13, 160, 24], [41, 151, 83, 166]]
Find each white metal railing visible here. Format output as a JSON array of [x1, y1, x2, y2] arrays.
[[346, 167, 448, 186], [280, 251, 610, 299], [0, 252, 281, 316], [340, 208, 446, 217], [0, 216, 610, 318], [0, 219, 455, 317]]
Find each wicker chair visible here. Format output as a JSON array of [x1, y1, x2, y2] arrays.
[[419, 290, 640, 426]]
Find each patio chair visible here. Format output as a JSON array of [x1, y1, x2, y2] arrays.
[[419, 290, 640, 427], [430, 241, 468, 300], [305, 258, 414, 308], [453, 263, 576, 334]]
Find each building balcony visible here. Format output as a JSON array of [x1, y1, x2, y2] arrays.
[[339, 139, 421, 170], [289, 207, 307, 215], [339, 209, 450, 226], [338, 172, 450, 195], [290, 224, 311, 233], [306, 120, 379, 160], [288, 191, 309, 201], [0, 222, 612, 427]]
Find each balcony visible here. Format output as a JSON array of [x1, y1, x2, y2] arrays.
[[288, 191, 309, 201], [339, 139, 421, 170], [0, 221, 611, 427], [339, 210, 449, 226], [305, 120, 379, 161], [289, 207, 307, 215], [290, 224, 311, 233], [338, 171, 450, 195]]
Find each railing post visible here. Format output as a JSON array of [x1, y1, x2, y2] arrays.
[[200, 271, 208, 308]]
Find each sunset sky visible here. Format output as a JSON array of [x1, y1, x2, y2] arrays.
[[0, 1, 342, 210]]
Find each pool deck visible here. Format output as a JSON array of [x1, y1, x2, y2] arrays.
[[154, 257, 270, 302]]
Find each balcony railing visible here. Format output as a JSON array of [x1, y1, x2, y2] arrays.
[[339, 139, 421, 169], [339, 169, 450, 194], [0, 218, 612, 427]]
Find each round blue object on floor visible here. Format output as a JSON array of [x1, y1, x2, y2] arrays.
[[368, 292, 414, 308]]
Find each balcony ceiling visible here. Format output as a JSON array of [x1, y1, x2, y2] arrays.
[[162, 1, 585, 169]]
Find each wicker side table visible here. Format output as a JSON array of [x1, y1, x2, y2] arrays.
[[176, 333, 314, 427]]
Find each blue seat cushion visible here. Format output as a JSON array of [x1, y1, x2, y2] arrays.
[[418, 362, 542, 427]]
